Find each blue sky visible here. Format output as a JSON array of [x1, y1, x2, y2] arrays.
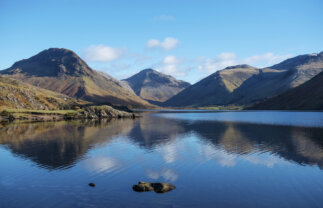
[[0, 0, 322, 83]]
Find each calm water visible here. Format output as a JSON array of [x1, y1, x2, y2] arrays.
[[0, 111, 323, 208]]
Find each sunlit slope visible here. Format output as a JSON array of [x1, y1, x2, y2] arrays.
[[0, 48, 154, 108]]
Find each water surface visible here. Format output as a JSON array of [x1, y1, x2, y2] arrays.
[[0, 111, 322, 208]]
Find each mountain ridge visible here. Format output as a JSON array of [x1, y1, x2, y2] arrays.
[[163, 51, 323, 107]]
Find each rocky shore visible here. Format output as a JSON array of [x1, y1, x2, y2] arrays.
[[0, 105, 137, 123]]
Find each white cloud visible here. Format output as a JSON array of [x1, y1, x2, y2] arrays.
[[217, 52, 237, 60], [162, 55, 178, 65], [198, 52, 237, 73], [159, 64, 185, 77], [243, 53, 292, 67], [83, 44, 124, 62], [198, 52, 292, 74], [146, 39, 160, 48], [146, 37, 179, 50], [153, 15, 174, 22], [157, 55, 187, 77], [162, 38, 179, 50]]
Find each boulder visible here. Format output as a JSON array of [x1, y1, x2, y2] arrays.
[[132, 181, 176, 193]]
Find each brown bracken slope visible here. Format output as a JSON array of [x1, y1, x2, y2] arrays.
[[0, 48, 154, 108]]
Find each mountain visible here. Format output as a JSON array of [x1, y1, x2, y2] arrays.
[[247, 71, 323, 110], [228, 52, 323, 105], [0, 48, 153, 108], [122, 69, 190, 104], [163, 65, 260, 107], [271, 52, 323, 70], [0, 76, 84, 110], [163, 52, 323, 107]]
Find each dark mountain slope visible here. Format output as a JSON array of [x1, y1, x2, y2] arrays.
[[230, 52, 323, 105], [248, 71, 323, 110]]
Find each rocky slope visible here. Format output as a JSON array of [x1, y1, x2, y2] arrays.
[[248, 71, 323, 110], [164, 52, 323, 107], [0, 75, 84, 110], [123, 69, 190, 104], [0, 48, 154, 108]]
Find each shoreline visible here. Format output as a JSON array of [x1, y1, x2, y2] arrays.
[[0, 105, 138, 123]]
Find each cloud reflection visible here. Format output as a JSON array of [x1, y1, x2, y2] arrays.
[[84, 156, 121, 173], [146, 168, 178, 182], [159, 144, 178, 164]]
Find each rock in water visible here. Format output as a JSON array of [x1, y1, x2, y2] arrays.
[[88, 183, 96, 187], [132, 181, 176, 193]]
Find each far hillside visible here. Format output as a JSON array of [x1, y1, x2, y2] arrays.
[[247, 71, 323, 110], [163, 52, 323, 108]]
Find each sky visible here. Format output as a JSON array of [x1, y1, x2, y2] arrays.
[[0, 0, 322, 84]]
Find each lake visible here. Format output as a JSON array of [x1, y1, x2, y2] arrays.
[[0, 111, 323, 208]]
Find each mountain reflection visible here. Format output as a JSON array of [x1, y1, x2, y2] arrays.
[[0, 119, 135, 169], [0, 113, 322, 170]]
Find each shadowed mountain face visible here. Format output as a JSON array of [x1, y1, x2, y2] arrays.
[[123, 69, 190, 104], [249, 71, 323, 110], [1, 113, 322, 170], [231, 52, 323, 105], [163, 52, 323, 107], [0, 48, 153, 108]]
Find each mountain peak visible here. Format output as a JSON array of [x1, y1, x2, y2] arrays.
[[123, 68, 190, 103], [224, 64, 254, 70], [141, 68, 156, 73], [3, 48, 93, 77], [0, 48, 153, 108]]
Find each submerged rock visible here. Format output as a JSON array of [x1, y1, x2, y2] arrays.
[[88, 182, 96, 187], [132, 181, 176, 193]]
